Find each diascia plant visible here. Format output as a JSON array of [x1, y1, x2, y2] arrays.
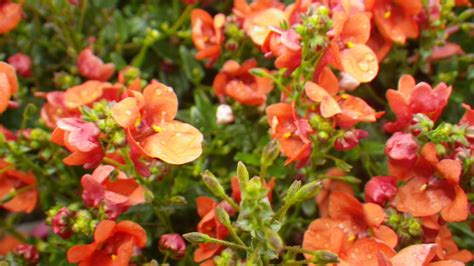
[[0, 0, 473, 265]]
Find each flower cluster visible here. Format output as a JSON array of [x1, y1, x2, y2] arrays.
[[0, 0, 472, 265]]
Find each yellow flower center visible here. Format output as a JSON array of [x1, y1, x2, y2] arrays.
[[283, 132, 292, 139], [384, 11, 391, 19], [420, 184, 428, 191], [347, 41, 354, 48], [111, 255, 117, 261], [152, 125, 163, 133]]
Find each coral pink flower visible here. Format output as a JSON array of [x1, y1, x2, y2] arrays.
[[394, 143, 468, 222], [112, 82, 203, 165], [194, 197, 234, 263], [262, 27, 301, 74], [77, 48, 115, 81], [51, 117, 104, 169], [191, 9, 225, 66], [7, 53, 32, 77], [67, 220, 147, 265], [0, 160, 37, 213], [384, 74, 452, 132], [0, 1, 22, 34], [233, 0, 286, 46], [364, 176, 397, 205], [266, 102, 312, 165], [0, 61, 18, 113], [371, 0, 422, 44], [81, 165, 145, 219], [213, 59, 273, 106]]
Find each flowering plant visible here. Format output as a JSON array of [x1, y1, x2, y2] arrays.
[[0, 0, 472, 265]]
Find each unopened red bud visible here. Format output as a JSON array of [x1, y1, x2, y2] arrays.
[[14, 244, 40, 264], [51, 207, 75, 239], [385, 132, 419, 163], [159, 233, 186, 260], [364, 176, 397, 205], [8, 53, 32, 78]]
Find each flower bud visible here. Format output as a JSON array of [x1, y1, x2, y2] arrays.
[[334, 129, 368, 151], [202, 170, 226, 197], [158, 233, 186, 260], [385, 132, 419, 163], [14, 244, 40, 264], [294, 180, 322, 201], [311, 250, 339, 264], [51, 207, 75, 239], [364, 176, 397, 205], [407, 219, 422, 236], [236, 161, 249, 185], [216, 104, 234, 124], [261, 140, 280, 167], [264, 229, 284, 253], [8, 53, 32, 78], [215, 206, 232, 228], [285, 180, 301, 202], [183, 232, 210, 244]]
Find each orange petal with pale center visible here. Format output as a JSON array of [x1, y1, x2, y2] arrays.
[[340, 44, 378, 83], [142, 121, 203, 165]]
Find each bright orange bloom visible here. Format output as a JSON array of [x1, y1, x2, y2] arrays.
[[0, 160, 37, 213], [266, 102, 312, 165], [64, 80, 111, 109], [112, 81, 203, 165], [233, 0, 286, 46], [376, 243, 469, 265], [394, 143, 468, 222], [0, 61, 18, 113], [213, 59, 273, 106], [371, 0, 422, 44], [303, 191, 398, 260], [67, 220, 147, 266], [316, 168, 354, 218], [194, 197, 233, 263], [77, 48, 116, 81], [0, 1, 22, 34], [319, 8, 378, 83], [305, 68, 342, 119], [384, 74, 452, 133], [191, 9, 225, 66], [0, 235, 22, 256]]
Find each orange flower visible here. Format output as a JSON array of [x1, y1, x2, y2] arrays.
[[319, 8, 379, 83], [0, 160, 37, 213], [303, 191, 398, 260], [233, 0, 286, 46], [212, 59, 273, 106], [0, 61, 18, 114], [316, 168, 354, 218], [377, 243, 469, 265], [67, 219, 147, 265], [371, 0, 422, 44], [77, 48, 116, 81], [394, 143, 468, 222], [0, 1, 22, 34], [304, 68, 342, 119], [112, 82, 203, 165], [191, 9, 225, 66], [0, 235, 22, 256], [64, 80, 111, 109], [384, 74, 452, 133], [194, 197, 233, 263], [366, 23, 393, 61], [266, 102, 312, 165]]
